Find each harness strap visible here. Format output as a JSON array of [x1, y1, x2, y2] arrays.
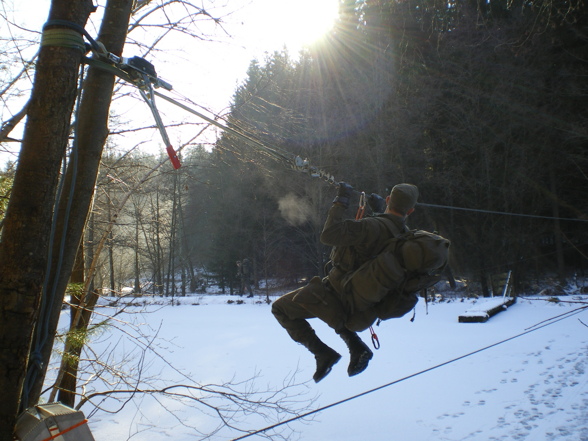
[[41, 28, 85, 52], [42, 19, 104, 54]]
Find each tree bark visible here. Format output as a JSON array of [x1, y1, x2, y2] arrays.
[[549, 165, 566, 284], [25, 0, 134, 406], [134, 204, 142, 294], [55, 245, 99, 407], [0, 1, 94, 438]]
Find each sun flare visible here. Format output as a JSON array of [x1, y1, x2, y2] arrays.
[[253, 0, 340, 53]]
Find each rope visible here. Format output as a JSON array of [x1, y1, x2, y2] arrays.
[[418, 202, 588, 223], [230, 303, 588, 440]]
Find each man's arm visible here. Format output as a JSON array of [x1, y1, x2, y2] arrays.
[[321, 182, 387, 248], [320, 203, 373, 247]]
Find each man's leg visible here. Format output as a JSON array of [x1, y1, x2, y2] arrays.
[[272, 290, 341, 382]]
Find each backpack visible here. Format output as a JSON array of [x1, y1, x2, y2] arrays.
[[329, 244, 357, 273], [328, 215, 403, 274], [342, 226, 450, 321]]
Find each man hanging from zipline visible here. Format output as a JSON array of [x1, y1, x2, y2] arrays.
[[271, 183, 422, 382]]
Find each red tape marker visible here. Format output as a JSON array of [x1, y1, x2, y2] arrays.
[[41, 419, 89, 441], [166, 145, 181, 169]]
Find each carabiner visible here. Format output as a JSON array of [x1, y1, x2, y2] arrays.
[[355, 191, 366, 220], [369, 325, 380, 350]]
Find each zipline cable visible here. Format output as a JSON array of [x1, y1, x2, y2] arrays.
[[84, 55, 326, 177], [153, 89, 588, 224], [418, 202, 588, 223], [152, 89, 588, 224], [40, 20, 587, 224], [230, 302, 588, 440], [153, 90, 294, 165], [82, 38, 588, 224]]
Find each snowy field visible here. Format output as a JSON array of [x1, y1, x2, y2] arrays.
[[64, 289, 588, 441]]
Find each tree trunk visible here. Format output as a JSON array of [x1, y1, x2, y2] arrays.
[[177, 193, 199, 293], [55, 244, 99, 407], [549, 165, 566, 284], [24, 0, 133, 410], [155, 193, 164, 295], [0, 1, 94, 438], [59, 246, 87, 407], [109, 226, 116, 294], [134, 206, 142, 294], [167, 171, 179, 298]]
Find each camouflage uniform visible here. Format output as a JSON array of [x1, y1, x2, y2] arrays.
[[272, 204, 406, 341], [271, 203, 407, 381]]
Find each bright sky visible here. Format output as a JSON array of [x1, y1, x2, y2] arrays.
[[0, 0, 340, 165], [152, 0, 340, 109], [1, 0, 340, 163], [246, 0, 340, 54], [165, 0, 340, 120]]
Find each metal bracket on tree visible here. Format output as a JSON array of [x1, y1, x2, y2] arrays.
[[40, 20, 181, 169], [112, 55, 181, 169]]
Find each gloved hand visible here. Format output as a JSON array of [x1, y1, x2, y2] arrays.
[[333, 182, 353, 208], [367, 193, 386, 214]]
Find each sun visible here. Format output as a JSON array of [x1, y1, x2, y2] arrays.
[[247, 0, 340, 54], [279, 0, 340, 50]]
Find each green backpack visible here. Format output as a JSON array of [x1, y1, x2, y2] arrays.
[[342, 226, 450, 321]]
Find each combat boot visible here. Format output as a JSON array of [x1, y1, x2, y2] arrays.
[[337, 328, 373, 377], [301, 331, 342, 383]]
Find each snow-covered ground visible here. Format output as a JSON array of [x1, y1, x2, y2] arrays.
[[66, 289, 588, 441]]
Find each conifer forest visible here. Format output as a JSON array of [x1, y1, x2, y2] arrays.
[[182, 0, 587, 295]]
